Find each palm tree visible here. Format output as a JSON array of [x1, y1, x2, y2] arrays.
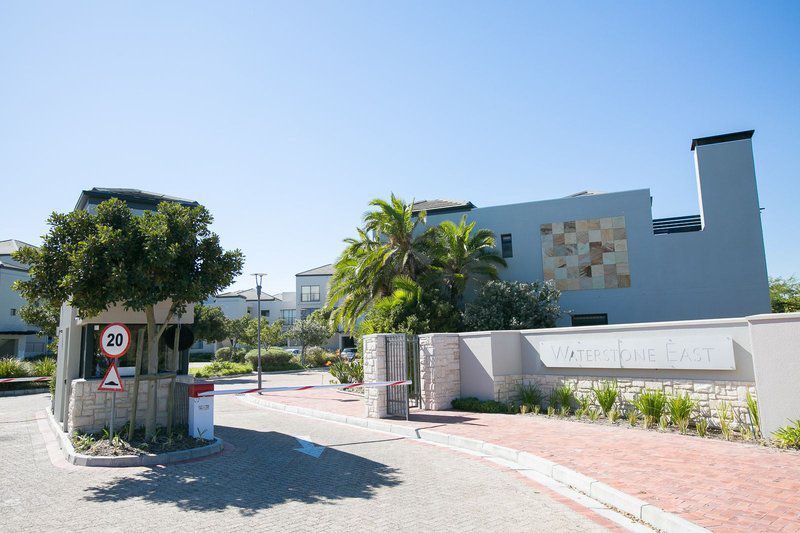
[[327, 194, 429, 333], [426, 215, 507, 307]]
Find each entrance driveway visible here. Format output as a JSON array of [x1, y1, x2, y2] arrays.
[[0, 392, 612, 532]]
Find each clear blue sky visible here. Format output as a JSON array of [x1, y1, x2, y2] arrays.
[[1, 2, 798, 294]]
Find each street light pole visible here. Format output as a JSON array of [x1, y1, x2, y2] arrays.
[[253, 273, 266, 389]]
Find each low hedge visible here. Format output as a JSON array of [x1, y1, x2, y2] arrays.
[[189, 361, 253, 378], [451, 397, 512, 414], [214, 347, 246, 363], [0, 356, 56, 393], [245, 348, 304, 372], [303, 347, 339, 368]]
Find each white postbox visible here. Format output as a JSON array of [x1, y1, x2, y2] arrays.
[[188, 383, 215, 439]]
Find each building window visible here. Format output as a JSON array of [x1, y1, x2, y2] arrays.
[[10, 308, 17, 316], [500, 234, 513, 258], [281, 309, 296, 325], [301, 308, 319, 320], [571, 313, 608, 327], [301, 285, 320, 302], [261, 310, 269, 317]]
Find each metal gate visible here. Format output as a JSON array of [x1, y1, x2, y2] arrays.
[[384, 334, 420, 419]]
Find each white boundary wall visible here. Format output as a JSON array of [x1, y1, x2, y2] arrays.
[[364, 313, 800, 436]]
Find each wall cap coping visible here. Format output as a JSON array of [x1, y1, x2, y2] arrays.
[[745, 312, 800, 324]]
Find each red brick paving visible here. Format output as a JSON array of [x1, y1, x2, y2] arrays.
[[255, 388, 800, 532]]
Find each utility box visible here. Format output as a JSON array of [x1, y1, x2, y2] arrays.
[[188, 383, 215, 439]]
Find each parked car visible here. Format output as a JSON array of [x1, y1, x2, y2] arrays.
[[286, 348, 301, 356], [341, 348, 357, 361]]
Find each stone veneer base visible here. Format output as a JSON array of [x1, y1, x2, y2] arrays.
[[46, 409, 223, 467], [240, 394, 708, 533]]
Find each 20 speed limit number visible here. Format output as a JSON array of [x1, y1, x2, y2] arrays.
[[99, 323, 131, 358]]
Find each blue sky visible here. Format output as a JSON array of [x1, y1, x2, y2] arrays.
[[1, 2, 798, 293]]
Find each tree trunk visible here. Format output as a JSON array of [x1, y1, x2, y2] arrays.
[[143, 304, 176, 439], [144, 306, 159, 438]]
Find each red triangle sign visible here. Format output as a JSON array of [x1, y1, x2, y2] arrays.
[[98, 363, 124, 392]]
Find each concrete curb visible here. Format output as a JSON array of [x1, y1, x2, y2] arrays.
[[45, 410, 223, 467], [240, 395, 708, 533], [0, 387, 49, 397]]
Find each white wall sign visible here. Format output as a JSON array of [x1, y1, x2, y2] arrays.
[[539, 335, 736, 370]]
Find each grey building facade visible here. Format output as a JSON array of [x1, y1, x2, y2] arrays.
[[419, 131, 771, 326]]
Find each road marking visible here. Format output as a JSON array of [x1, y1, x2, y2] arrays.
[[293, 436, 325, 458]]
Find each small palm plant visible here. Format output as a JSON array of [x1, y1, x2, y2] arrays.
[[632, 389, 667, 429], [551, 385, 574, 415], [773, 419, 800, 448], [746, 392, 761, 440], [717, 401, 734, 440], [593, 382, 618, 417], [667, 394, 696, 434], [518, 383, 543, 412]]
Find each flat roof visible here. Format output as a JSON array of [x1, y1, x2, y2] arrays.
[[691, 130, 754, 151]]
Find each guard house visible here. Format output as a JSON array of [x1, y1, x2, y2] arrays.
[[53, 188, 199, 434], [417, 131, 771, 326]]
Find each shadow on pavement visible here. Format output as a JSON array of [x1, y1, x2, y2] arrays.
[[83, 427, 401, 515]]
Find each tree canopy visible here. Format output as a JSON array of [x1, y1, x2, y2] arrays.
[[769, 276, 800, 313], [288, 310, 333, 362], [14, 198, 244, 436], [463, 280, 562, 331]]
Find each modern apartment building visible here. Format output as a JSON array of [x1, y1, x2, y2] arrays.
[[416, 131, 771, 326], [0, 239, 52, 357]]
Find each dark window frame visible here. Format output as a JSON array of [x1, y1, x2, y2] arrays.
[[301, 285, 321, 302], [500, 233, 513, 258], [571, 313, 609, 327]]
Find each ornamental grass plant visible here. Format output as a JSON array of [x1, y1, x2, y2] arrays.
[[633, 389, 667, 428], [592, 382, 618, 417], [667, 394, 696, 434]]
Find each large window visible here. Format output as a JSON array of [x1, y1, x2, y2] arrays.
[[301, 285, 320, 302], [281, 309, 296, 325], [300, 307, 319, 320], [500, 234, 513, 258]]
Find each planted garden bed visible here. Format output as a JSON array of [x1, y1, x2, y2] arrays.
[[72, 424, 211, 457]]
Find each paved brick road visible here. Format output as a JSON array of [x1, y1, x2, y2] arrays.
[[0, 392, 612, 532], [241, 372, 800, 532]]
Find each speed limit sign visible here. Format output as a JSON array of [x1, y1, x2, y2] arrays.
[[99, 323, 132, 359]]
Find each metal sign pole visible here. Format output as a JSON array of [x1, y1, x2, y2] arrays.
[[110, 391, 116, 443]]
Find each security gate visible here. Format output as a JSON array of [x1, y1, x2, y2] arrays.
[[384, 334, 420, 419]]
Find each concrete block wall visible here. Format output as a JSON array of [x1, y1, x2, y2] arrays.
[[494, 373, 757, 427], [67, 375, 193, 434]]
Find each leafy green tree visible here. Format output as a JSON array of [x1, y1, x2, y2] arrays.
[[192, 304, 228, 344], [18, 300, 61, 353], [328, 194, 430, 333], [13, 198, 243, 437], [225, 315, 255, 358], [463, 280, 562, 331], [359, 276, 462, 336], [425, 215, 506, 307], [242, 316, 287, 350], [769, 276, 800, 313], [288, 310, 333, 364]]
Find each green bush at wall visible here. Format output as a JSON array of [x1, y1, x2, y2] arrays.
[[0, 356, 56, 392], [303, 346, 339, 368], [244, 348, 304, 372], [190, 361, 253, 378], [451, 397, 511, 414]]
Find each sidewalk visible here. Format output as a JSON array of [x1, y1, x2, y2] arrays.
[[249, 387, 800, 532]]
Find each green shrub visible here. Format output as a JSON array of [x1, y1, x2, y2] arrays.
[[593, 382, 618, 416], [717, 401, 733, 440], [695, 418, 709, 437], [550, 385, 574, 414], [518, 383, 543, 410], [633, 389, 667, 427], [245, 348, 303, 372], [773, 419, 800, 448], [214, 347, 245, 363], [303, 347, 339, 368], [328, 359, 363, 384], [190, 361, 253, 378], [31, 357, 56, 377], [451, 397, 510, 414], [0, 357, 31, 378], [667, 394, 695, 434]]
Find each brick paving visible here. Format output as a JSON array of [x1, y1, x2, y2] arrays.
[[0, 391, 613, 532], [249, 376, 800, 532]]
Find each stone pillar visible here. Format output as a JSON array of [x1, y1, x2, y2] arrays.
[[362, 334, 389, 418], [418, 333, 461, 410]]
